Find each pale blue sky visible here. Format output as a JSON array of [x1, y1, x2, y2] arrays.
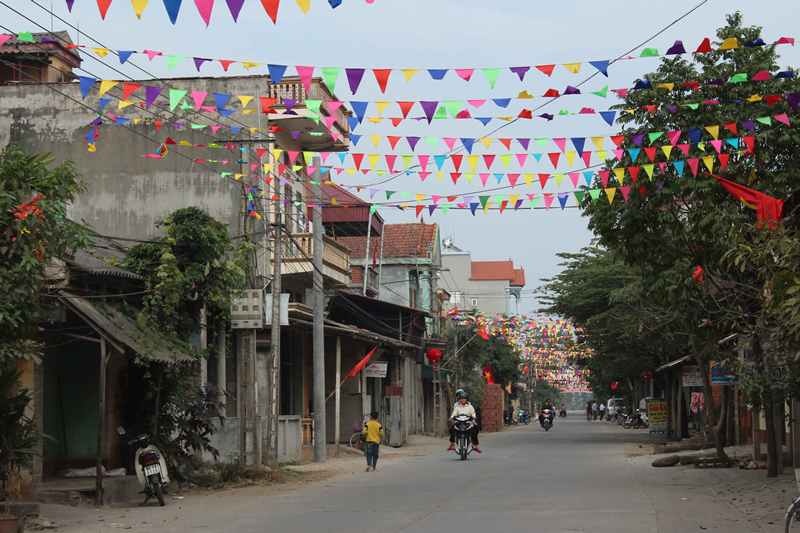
[[4, 0, 799, 312]]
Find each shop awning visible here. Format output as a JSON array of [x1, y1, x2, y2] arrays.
[[57, 291, 196, 364]]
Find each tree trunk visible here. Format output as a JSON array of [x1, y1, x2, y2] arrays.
[[713, 385, 730, 460], [764, 389, 779, 478], [698, 357, 718, 446]]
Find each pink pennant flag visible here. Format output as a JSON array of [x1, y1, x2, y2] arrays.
[[443, 138, 457, 151], [515, 153, 527, 166], [581, 151, 592, 167], [614, 149, 624, 160], [325, 101, 343, 114], [667, 130, 682, 146], [709, 140, 723, 154], [419, 171, 431, 181], [658, 162, 668, 173], [569, 172, 580, 187], [553, 137, 567, 152], [455, 68, 474, 81], [0, 34, 12, 47], [687, 158, 700, 177], [194, 0, 215, 25], [774, 113, 791, 126], [295, 66, 314, 92], [619, 186, 632, 202], [190, 90, 208, 110], [143, 49, 163, 60], [323, 115, 336, 130], [479, 173, 489, 186], [598, 170, 610, 188], [543, 193, 555, 209], [467, 99, 487, 108], [507, 173, 520, 187], [677, 144, 690, 157], [385, 155, 397, 172], [210, 124, 223, 134], [418, 155, 430, 169], [287, 150, 300, 164]]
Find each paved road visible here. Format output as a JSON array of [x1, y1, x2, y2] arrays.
[[53, 416, 774, 533]]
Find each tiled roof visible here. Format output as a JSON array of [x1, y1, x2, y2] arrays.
[[335, 223, 437, 260], [511, 268, 526, 287], [470, 260, 515, 281]]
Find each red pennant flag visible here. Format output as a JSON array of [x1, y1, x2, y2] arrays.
[[415, 205, 425, 218], [547, 152, 560, 168], [397, 101, 414, 118], [507, 173, 520, 187], [352, 153, 364, 170], [451, 154, 463, 171], [372, 69, 391, 93], [713, 175, 783, 229], [97, 0, 112, 19], [718, 153, 730, 170], [543, 88, 560, 98], [482, 154, 495, 169], [536, 64, 556, 77], [447, 195, 458, 202], [122, 82, 141, 100], [619, 185, 632, 202], [260, 0, 279, 23], [387, 136, 401, 149], [518, 109, 533, 119], [695, 37, 712, 53], [538, 173, 550, 188], [390, 118, 403, 127], [598, 170, 610, 187], [499, 200, 508, 214], [628, 166, 641, 183], [687, 158, 700, 177], [345, 346, 378, 379], [259, 96, 277, 114], [581, 151, 592, 167], [219, 59, 236, 72], [610, 135, 625, 147], [385, 155, 396, 172], [742, 136, 756, 154], [450, 172, 461, 184], [644, 147, 657, 162], [499, 138, 512, 150]]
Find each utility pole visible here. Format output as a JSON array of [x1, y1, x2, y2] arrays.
[[268, 161, 283, 465], [362, 210, 373, 296], [312, 158, 327, 462]]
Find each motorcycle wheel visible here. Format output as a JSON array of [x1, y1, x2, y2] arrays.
[[459, 438, 468, 461], [148, 474, 165, 506]]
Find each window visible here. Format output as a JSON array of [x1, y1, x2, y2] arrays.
[[451, 291, 462, 305], [471, 298, 479, 308]]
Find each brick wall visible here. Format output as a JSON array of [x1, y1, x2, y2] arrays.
[[481, 384, 505, 433]]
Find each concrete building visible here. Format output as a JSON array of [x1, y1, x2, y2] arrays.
[[441, 239, 526, 316]]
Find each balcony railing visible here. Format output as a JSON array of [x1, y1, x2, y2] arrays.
[[283, 233, 351, 286], [265, 79, 349, 138]]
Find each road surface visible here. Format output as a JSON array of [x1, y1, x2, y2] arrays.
[[50, 416, 779, 532]]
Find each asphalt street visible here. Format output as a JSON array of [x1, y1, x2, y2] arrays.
[[53, 416, 775, 533]]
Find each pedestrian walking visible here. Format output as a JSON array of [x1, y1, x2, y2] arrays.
[[362, 411, 383, 472], [586, 401, 593, 421], [599, 402, 607, 421], [592, 401, 599, 420]]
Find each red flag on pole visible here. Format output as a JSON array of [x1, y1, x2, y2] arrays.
[[712, 175, 784, 229], [345, 346, 378, 379]]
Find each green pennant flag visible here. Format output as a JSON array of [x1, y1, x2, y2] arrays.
[[444, 100, 463, 118], [588, 188, 602, 202], [321, 67, 341, 90], [179, 100, 193, 111], [434, 106, 448, 120], [479, 195, 490, 210], [440, 204, 450, 214], [385, 191, 396, 200], [165, 54, 183, 70], [190, 123, 206, 130], [728, 72, 748, 84], [640, 47, 660, 57], [305, 99, 322, 123], [169, 89, 187, 111], [559, 108, 571, 116], [424, 136, 439, 148], [482, 68, 501, 89], [535, 138, 549, 148], [528, 196, 541, 208], [17, 32, 35, 43], [592, 85, 609, 98], [685, 103, 700, 110], [499, 154, 512, 168], [648, 132, 664, 144], [573, 190, 586, 204], [369, 205, 378, 214], [756, 116, 772, 126]]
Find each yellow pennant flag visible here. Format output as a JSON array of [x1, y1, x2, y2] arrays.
[[747, 94, 763, 103], [131, 0, 149, 18], [498, 115, 513, 122], [132, 117, 142, 125], [596, 150, 607, 161], [643, 164, 655, 180], [604, 187, 617, 204], [697, 142, 706, 152], [523, 173, 534, 187], [345, 168, 356, 176], [98, 80, 118, 96], [370, 134, 381, 148], [368, 154, 380, 169], [705, 125, 720, 139], [656, 83, 675, 91], [553, 173, 565, 187], [509, 193, 520, 205], [249, 127, 258, 135], [435, 171, 444, 182], [464, 155, 478, 172], [415, 194, 426, 202], [237, 95, 254, 108], [242, 61, 261, 70], [613, 167, 626, 185], [499, 154, 511, 168], [367, 117, 383, 124], [402, 155, 413, 169], [295, 0, 311, 14], [179, 140, 192, 146], [661, 145, 674, 159], [591, 136, 605, 151], [562, 62, 581, 74], [271, 148, 284, 161], [118, 99, 135, 110], [720, 37, 739, 50], [401, 68, 420, 82], [375, 101, 389, 116], [93, 47, 111, 58], [480, 137, 493, 149], [262, 163, 273, 173], [464, 173, 474, 184], [303, 151, 314, 165], [242, 109, 254, 115], [565, 150, 576, 167], [702, 155, 715, 172]]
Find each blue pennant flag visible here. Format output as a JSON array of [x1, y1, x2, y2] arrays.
[[349, 133, 361, 146], [434, 155, 447, 170], [79, 76, 96, 99], [460, 138, 475, 154], [469, 203, 479, 216], [571, 137, 586, 153], [583, 171, 595, 186], [213, 92, 231, 112], [427, 69, 448, 80], [348, 116, 360, 131], [600, 111, 616, 126], [337, 152, 347, 165], [97, 97, 111, 111], [531, 153, 543, 163], [328, 0, 342, 7], [494, 173, 504, 185], [268, 64, 287, 84], [162, 0, 183, 24], [350, 101, 368, 123], [118, 51, 134, 64], [475, 117, 492, 126], [687, 128, 702, 144], [230, 126, 242, 135], [673, 160, 685, 176], [589, 60, 610, 77], [492, 98, 511, 108], [627, 148, 641, 162], [558, 193, 569, 210]]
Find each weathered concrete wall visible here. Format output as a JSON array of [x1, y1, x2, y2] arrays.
[[442, 252, 512, 316], [0, 76, 317, 240]]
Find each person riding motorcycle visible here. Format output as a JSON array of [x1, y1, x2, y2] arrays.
[[539, 400, 555, 426], [448, 389, 481, 453]]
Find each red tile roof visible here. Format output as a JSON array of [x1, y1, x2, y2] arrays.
[[470, 261, 526, 287], [335, 223, 437, 260]]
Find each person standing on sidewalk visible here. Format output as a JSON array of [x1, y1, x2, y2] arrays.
[[362, 411, 383, 472], [599, 402, 607, 420]]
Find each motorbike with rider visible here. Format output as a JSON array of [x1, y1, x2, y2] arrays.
[[447, 389, 481, 455]]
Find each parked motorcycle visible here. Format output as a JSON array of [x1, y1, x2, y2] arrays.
[[451, 415, 476, 461], [518, 409, 530, 425], [539, 408, 555, 431], [118, 427, 170, 506], [622, 409, 648, 429]]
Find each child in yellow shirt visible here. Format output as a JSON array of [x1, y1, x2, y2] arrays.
[[362, 411, 383, 472]]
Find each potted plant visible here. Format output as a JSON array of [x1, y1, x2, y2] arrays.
[[0, 367, 37, 533]]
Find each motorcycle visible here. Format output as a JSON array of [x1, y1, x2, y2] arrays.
[[539, 408, 554, 431], [451, 415, 476, 461], [622, 409, 648, 429], [518, 409, 530, 425], [118, 427, 170, 506]]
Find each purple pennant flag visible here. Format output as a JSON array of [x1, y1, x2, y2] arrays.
[[66, 0, 75, 11], [145, 86, 161, 108], [564, 85, 581, 95], [428, 205, 437, 216], [509, 66, 530, 82], [539, 113, 554, 121], [514, 199, 524, 210], [666, 104, 678, 113], [741, 119, 756, 131], [345, 68, 366, 94], [407, 136, 421, 151], [516, 138, 530, 150], [420, 101, 438, 123], [225, 0, 245, 21], [290, 130, 301, 140], [632, 133, 645, 146], [193, 57, 210, 71], [666, 40, 686, 55], [787, 92, 800, 110]]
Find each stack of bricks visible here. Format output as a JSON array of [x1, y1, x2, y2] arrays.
[[481, 384, 505, 433]]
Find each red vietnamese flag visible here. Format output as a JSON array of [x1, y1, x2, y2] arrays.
[[713, 175, 783, 229], [345, 346, 379, 379]]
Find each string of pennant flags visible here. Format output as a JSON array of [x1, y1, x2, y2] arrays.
[[4, 31, 795, 93], [62, 0, 375, 24]]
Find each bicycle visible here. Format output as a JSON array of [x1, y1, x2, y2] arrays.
[[348, 430, 364, 451], [785, 476, 800, 532]]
